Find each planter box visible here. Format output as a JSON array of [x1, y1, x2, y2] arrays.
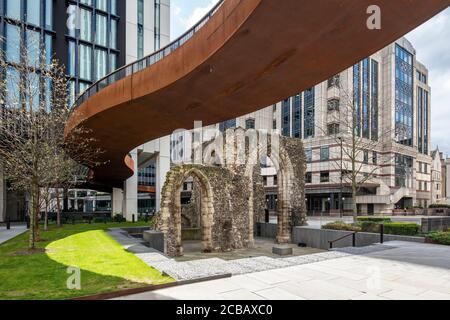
[[143, 230, 166, 253]]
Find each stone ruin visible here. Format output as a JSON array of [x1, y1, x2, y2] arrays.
[[155, 128, 307, 257]]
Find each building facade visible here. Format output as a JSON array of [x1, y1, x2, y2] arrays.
[[0, 0, 171, 222]]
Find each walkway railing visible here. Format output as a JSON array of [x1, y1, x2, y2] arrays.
[[72, 0, 225, 110]]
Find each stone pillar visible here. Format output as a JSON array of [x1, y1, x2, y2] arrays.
[[111, 188, 124, 217], [124, 149, 138, 221], [155, 136, 171, 212], [0, 166, 6, 223]]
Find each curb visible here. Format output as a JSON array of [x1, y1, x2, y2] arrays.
[[70, 273, 232, 300]]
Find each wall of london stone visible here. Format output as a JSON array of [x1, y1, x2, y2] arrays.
[[155, 128, 306, 257]]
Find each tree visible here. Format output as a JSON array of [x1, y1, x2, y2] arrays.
[[0, 27, 102, 249], [317, 78, 394, 221]]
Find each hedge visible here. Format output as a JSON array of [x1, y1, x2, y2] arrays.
[[426, 231, 450, 245], [383, 222, 419, 236], [356, 217, 391, 223], [428, 204, 450, 209], [359, 221, 381, 233], [322, 221, 361, 232]]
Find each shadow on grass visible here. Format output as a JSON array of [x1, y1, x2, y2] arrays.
[[0, 223, 173, 300]]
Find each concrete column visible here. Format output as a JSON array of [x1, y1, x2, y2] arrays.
[[112, 188, 124, 217], [155, 136, 171, 212], [0, 166, 6, 223], [124, 149, 138, 221]]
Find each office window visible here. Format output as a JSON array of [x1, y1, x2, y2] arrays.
[[110, 0, 117, 15], [5, 24, 20, 64], [110, 18, 118, 49], [327, 123, 339, 136], [45, 33, 53, 65], [80, 8, 92, 42], [424, 90, 429, 155], [362, 58, 370, 139], [45, 78, 52, 111], [327, 74, 340, 88], [5, 0, 21, 20], [154, 0, 161, 50], [305, 148, 312, 163], [372, 151, 377, 165], [95, 49, 108, 80], [320, 172, 330, 183], [79, 81, 90, 95], [80, 0, 93, 5], [245, 118, 255, 129], [320, 146, 329, 161], [45, 0, 53, 29], [25, 0, 41, 26], [26, 29, 41, 68], [68, 41, 76, 76], [353, 63, 361, 136], [5, 67, 20, 107], [95, 14, 108, 47], [395, 45, 414, 146], [137, 25, 144, 59], [26, 72, 40, 111], [109, 52, 117, 72], [305, 172, 312, 184], [327, 98, 340, 112], [79, 44, 92, 81], [96, 0, 108, 11], [304, 87, 315, 138], [363, 150, 369, 164], [293, 94, 302, 138], [282, 98, 290, 137], [371, 59, 379, 140], [69, 80, 76, 106]]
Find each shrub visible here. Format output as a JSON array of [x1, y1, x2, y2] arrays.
[[113, 214, 126, 223], [322, 221, 361, 232], [428, 204, 450, 209], [383, 222, 419, 236], [359, 221, 382, 233], [357, 217, 391, 223], [426, 231, 450, 245]]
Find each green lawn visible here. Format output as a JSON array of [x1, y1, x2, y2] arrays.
[[0, 222, 173, 300]]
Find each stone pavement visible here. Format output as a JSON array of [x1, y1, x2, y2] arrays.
[[113, 241, 450, 300], [0, 225, 27, 245]]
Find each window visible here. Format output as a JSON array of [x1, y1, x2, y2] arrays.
[[320, 146, 329, 161], [371, 59, 379, 140], [95, 14, 108, 47], [96, 0, 108, 11], [26, 29, 41, 68], [305, 172, 312, 184], [245, 118, 255, 129], [80, 8, 92, 42], [45, 34, 53, 65], [362, 58, 370, 139], [95, 49, 108, 80], [110, 19, 118, 49], [292, 94, 302, 138], [5, 67, 20, 107], [395, 154, 413, 187], [138, 0, 144, 57], [372, 151, 377, 165], [5, 0, 21, 20], [327, 74, 340, 88], [154, 0, 161, 50], [111, 0, 117, 15], [282, 98, 290, 137], [109, 52, 117, 72], [327, 98, 340, 112], [363, 150, 369, 164], [79, 44, 92, 81], [5, 24, 20, 64], [68, 41, 76, 76], [320, 172, 330, 183], [26, 72, 40, 111], [305, 149, 312, 163], [26, 0, 41, 25], [45, 0, 53, 29], [304, 87, 315, 138], [327, 123, 339, 136]]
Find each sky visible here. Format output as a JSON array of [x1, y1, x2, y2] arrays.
[[171, 1, 450, 157]]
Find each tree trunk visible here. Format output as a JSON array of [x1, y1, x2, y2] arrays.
[[352, 182, 358, 222], [56, 189, 61, 227], [34, 189, 40, 242], [28, 184, 37, 249]]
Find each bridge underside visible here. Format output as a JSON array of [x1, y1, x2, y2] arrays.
[[65, 0, 450, 189]]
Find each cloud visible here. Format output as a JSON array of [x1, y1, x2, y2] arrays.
[[179, 0, 217, 30]]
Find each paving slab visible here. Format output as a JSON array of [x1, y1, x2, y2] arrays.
[[0, 225, 27, 245]]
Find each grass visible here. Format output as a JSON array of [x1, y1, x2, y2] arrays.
[[0, 222, 174, 300]]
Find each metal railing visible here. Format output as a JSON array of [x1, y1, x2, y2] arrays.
[[329, 231, 357, 249], [72, 0, 225, 110]]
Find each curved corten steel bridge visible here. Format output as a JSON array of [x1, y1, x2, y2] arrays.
[[65, 0, 450, 189]]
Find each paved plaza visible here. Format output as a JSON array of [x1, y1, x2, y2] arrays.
[[0, 225, 27, 245], [114, 241, 450, 300]]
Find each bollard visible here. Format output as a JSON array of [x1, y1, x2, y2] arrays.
[[352, 232, 356, 247], [380, 224, 384, 244], [132, 214, 135, 223], [6, 217, 11, 230]]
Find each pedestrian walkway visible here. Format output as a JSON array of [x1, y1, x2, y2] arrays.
[[0, 225, 27, 245], [113, 241, 450, 300]]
